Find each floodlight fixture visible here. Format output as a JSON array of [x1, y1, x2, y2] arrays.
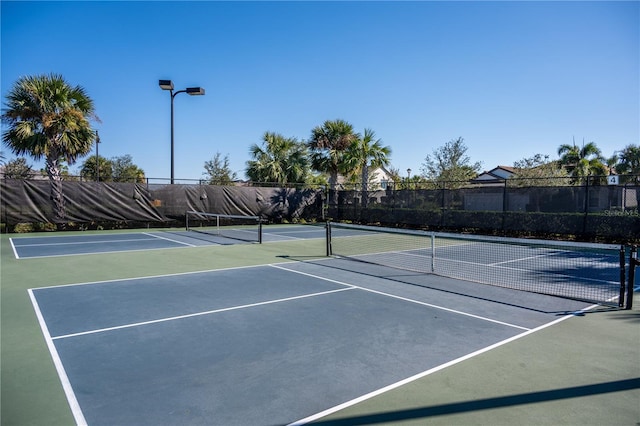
[[158, 79, 206, 184], [186, 87, 205, 96], [158, 80, 174, 91]]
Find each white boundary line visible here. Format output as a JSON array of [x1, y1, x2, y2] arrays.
[[287, 305, 597, 426], [9, 237, 20, 259], [13, 245, 195, 260], [271, 264, 530, 331], [141, 232, 196, 247], [12, 235, 161, 248], [12, 231, 205, 259], [28, 289, 88, 426], [29, 263, 275, 291], [50, 287, 355, 340], [12, 237, 169, 249]]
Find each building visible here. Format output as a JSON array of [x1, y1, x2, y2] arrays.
[[471, 166, 516, 185]]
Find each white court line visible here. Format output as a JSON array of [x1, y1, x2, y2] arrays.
[[28, 289, 88, 426], [270, 264, 530, 331], [142, 232, 196, 247], [9, 238, 20, 259], [263, 229, 325, 240], [11, 232, 197, 259], [50, 287, 356, 340], [14, 245, 195, 260], [272, 229, 323, 235], [436, 256, 620, 286], [13, 233, 194, 248], [11, 236, 160, 248], [288, 305, 597, 426], [263, 232, 304, 240], [30, 263, 274, 291], [488, 250, 570, 266]]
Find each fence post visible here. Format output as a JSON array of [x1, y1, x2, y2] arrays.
[[619, 245, 626, 308], [583, 176, 590, 235], [441, 181, 446, 228], [627, 246, 637, 310], [502, 179, 507, 232], [325, 221, 332, 256]]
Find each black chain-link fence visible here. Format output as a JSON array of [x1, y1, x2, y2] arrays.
[[328, 175, 639, 243], [2, 175, 638, 242]]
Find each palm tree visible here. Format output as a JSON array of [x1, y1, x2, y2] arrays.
[[308, 119, 358, 205], [616, 144, 640, 183], [345, 128, 391, 207], [1, 74, 98, 220], [246, 131, 308, 184], [557, 140, 606, 182]]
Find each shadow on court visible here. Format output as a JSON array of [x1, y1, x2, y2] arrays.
[[306, 378, 640, 425], [278, 255, 593, 315]]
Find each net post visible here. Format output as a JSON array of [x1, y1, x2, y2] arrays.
[[325, 221, 332, 256], [430, 232, 435, 273], [258, 219, 263, 244], [185, 210, 189, 231], [626, 246, 637, 310], [619, 246, 626, 308]]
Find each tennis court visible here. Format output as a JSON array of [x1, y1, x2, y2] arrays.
[[9, 224, 327, 258], [29, 260, 597, 425], [2, 222, 639, 425]]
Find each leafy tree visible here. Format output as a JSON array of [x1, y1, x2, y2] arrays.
[[420, 137, 481, 187], [615, 144, 640, 183], [1, 73, 98, 220], [80, 155, 113, 181], [557, 140, 606, 182], [203, 152, 237, 185], [246, 132, 309, 184], [511, 154, 568, 186], [112, 155, 145, 183], [3, 157, 35, 179], [308, 119, 358, 204], [344, 128, 391, 206]]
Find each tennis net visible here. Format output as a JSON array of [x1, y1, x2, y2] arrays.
[[185, 211, 263, 243], [326, 222, 626, 306]]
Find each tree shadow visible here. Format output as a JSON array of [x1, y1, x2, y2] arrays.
[[304, 378, 640, 425]]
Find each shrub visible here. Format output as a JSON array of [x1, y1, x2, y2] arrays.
[[37, 222, 57, 232], [13, 223, 34, 233]]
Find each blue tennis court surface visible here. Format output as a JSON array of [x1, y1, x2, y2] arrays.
[[29, 259, 593, 425], [10, 225, 327, 259]]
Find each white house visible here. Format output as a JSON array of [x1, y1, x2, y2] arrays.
[[336, 166, 395, 190], [471, 166, 515, 184]]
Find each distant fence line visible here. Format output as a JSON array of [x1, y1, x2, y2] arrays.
[[0, 179, 324, 231], [328, 175, 640, 243], [1, 175, 638, 242]]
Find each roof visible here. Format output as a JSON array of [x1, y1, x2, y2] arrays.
[[472, 165, 516, 182]]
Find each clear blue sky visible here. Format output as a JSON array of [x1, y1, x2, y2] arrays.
[[2, 1, 638, 182]]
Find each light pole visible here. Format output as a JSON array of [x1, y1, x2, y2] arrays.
[[159, 79, 205, 184], [95, 130, 101, 182], [407, 168, 412, 189]]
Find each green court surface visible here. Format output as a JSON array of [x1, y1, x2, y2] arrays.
[[1, 227, 638, 426]]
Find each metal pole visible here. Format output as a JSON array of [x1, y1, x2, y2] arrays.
[[619, 245, 626, 308], [96, 130, 100, 182], [627, 246, 637, 310], [170, 90, 175, 185]]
